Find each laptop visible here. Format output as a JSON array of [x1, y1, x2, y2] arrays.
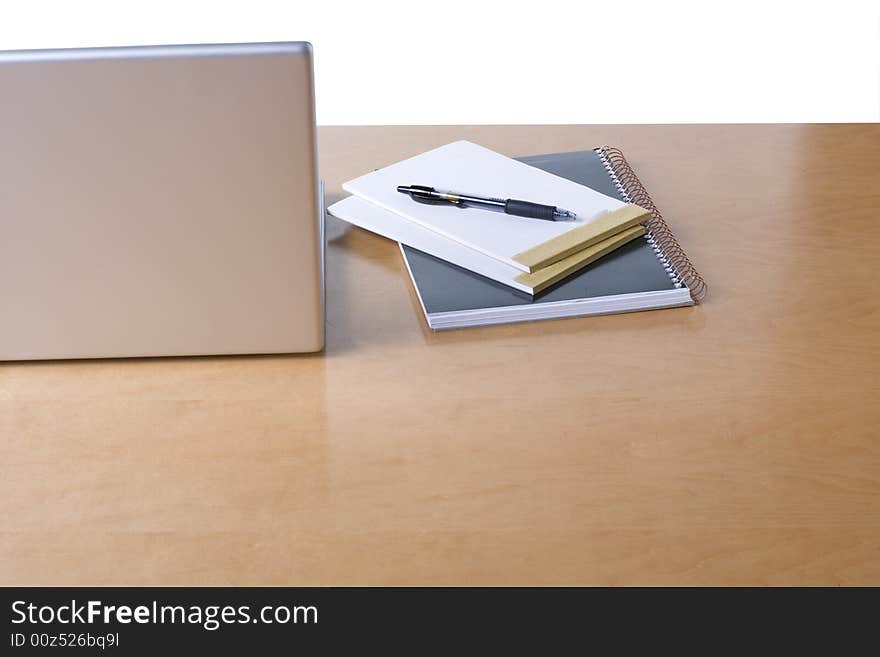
[[0, 42, 324, 360]]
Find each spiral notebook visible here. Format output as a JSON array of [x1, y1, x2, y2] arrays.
[[400, 147, 706, 329]]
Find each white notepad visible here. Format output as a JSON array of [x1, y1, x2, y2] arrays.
[[328, 194, 534, 293], [342, 140, 627, 272]]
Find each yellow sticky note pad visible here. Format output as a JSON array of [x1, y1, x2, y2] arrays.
[[515, 225, 646, 295], [513, 203, 650, 272]]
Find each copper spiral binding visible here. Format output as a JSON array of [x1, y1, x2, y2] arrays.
[[594, 146, 707, 303]]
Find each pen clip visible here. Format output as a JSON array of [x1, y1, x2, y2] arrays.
[[401, 185, 466, 208], [417, 197, 466, 208], [410, 195, 445, 206]]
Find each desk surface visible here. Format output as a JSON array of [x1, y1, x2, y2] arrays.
[[3, 125, 879, 585]]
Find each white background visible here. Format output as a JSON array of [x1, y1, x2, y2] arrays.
[[2, 0, 878, 125]]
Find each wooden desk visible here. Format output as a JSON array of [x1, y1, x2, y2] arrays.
[[2, 125, 879, 585]]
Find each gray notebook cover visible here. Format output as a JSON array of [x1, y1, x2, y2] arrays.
[[402, 149, 680, 314]]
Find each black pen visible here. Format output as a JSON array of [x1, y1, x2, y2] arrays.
[[396, 185, 577, 222]]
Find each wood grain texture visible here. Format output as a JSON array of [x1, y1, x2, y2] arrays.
[[2, 124, 879, 585]]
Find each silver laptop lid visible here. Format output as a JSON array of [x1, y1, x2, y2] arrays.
[[0, 42, 323, 360]]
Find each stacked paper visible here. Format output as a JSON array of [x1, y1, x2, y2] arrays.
[[328, 141, 650, 295]]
